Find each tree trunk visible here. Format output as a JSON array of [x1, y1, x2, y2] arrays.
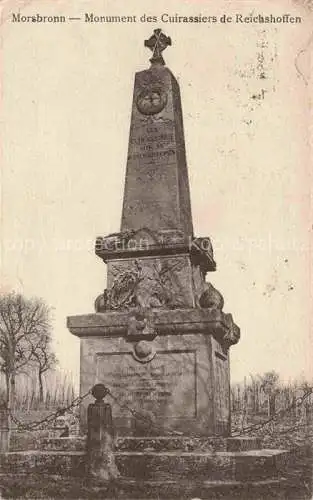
[[9, 373, 16, 410], [5, 372, 10, 406], [268, 393, 276, 417], [253, 384, 259, 414], [231, 388, 235, 411], [237, 386, 241, 411], [38, 370, 44, 403]]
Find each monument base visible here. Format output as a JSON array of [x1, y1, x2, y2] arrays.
[[1, 436, 291, 499], [67, 309, 234, 436]]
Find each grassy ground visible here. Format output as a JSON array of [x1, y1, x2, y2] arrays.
[[0, 462, 311, 500]]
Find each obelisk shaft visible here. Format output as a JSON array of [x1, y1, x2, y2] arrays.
[[121, 64, 193, 238]]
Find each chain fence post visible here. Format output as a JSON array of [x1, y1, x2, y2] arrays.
[[0, 402, 10, 453], [86, 384, 120, 481]]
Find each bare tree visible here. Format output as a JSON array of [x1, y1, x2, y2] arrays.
[[249, 373, 261, 414], [28, 331, 57, 402], [0, 293, 52, 409], [260, 370, 280, 417]]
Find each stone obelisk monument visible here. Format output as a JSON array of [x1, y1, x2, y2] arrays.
[[68, 30, 240, 436]]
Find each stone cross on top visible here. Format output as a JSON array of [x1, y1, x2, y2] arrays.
[[144, 29, 172, 65]]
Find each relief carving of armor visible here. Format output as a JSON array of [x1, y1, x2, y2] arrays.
[[95, 258, 187, 312]]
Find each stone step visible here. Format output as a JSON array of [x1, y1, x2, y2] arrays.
[[0, 473, 288, 499], [106, 477, 288, 499], [0, 451, 85, 476], [116, 436, 226, 452], [226, 437, 261, 452], [0, 448, 289, 481], [36, 437, 86, 452], [115, 449, 289, 481], [37, 435, 261, 453]]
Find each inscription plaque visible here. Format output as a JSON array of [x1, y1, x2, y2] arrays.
[[96, 350, 196, 418], [128, 122, 176, 166]]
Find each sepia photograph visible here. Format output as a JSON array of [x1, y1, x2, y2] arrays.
[[0, 0, 312, 498]]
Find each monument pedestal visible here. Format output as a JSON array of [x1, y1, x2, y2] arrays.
[[68, 308, 236, 436]]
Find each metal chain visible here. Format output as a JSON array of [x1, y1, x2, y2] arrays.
[[232, 387, 313, 436], [108, 386, 313, 439], [107, 389, 184, 436], [8, 391, 91, 431], [6, 385, 313, 438]]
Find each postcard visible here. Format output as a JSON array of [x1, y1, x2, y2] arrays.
[[0, 0, 312, 498]]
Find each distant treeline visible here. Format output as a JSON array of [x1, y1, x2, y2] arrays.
[[0, 369, 75, 411], [231, 371, 313, 417]]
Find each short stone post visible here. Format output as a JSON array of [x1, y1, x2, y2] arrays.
[[86, 383, 120, 481], [0, 402, 10, 453]]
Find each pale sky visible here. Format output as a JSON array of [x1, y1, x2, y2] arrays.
[[1, 0, 312, 387]]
